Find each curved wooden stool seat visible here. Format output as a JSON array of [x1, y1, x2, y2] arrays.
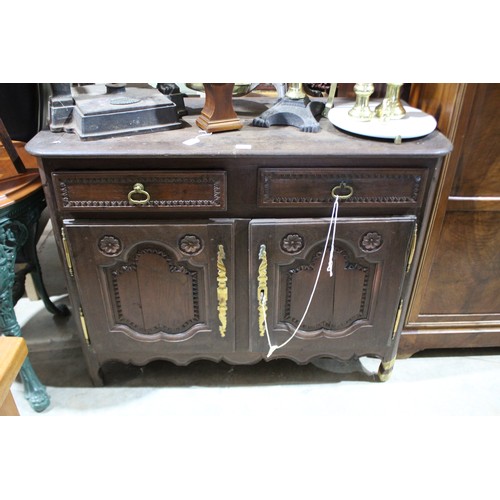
[[0, 171, 42, 207]]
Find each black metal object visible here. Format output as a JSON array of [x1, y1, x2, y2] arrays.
[[49, 83, 75, 132], [252, 95, 325, 133], [156, 83, 187, 117], [48, 84, 183, 140]]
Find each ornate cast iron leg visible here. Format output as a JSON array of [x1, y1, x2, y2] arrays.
[[0, 220, 50, 412]]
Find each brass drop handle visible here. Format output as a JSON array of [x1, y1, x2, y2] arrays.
[[128, 183, 150, 205], [331, 182, 354, 200]]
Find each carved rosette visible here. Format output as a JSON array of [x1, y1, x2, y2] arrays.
[[359, 231, 383, 252], [179, 234, 203, 255], [281, 233, 304, 254], [98, 235, 122, 256]]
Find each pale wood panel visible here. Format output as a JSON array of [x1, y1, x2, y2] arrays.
[[0, 337, 28, 416]]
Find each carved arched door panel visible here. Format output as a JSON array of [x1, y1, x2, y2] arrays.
[[64, 220, 235, 359], [249, 217, 416, 362]]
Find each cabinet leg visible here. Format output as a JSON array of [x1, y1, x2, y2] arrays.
[[377, 356, 396, 382], [82, 350, 105, 387], [88, 364, 105, 387]]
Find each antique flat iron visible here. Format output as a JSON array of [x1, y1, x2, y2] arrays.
[[49, 83, 184, 140]]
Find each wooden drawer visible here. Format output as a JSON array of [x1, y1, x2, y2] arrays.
[[52, 170, 226, 213], [258, 167, 428, 209]]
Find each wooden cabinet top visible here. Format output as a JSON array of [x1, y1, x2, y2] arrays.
[[26, 98, 452, 160]]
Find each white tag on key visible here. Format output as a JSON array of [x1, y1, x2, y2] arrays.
[[183, 137, 200, 146]]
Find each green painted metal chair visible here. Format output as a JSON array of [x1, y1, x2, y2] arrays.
[[0, 117, 69, 412]]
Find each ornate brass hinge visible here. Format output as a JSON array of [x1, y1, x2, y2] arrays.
[[216, 244, 228, 338], [60, 227, 74, 277], [406, 224, 418, 272], [392, 300, 403, 340], [79, 307, 90, 345], [257, 244, 268, 337]]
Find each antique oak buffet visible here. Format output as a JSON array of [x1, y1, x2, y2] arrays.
[[26, 97, 452, 385]]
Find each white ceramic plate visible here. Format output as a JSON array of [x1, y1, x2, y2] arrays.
[[328, 102, 437, 139]]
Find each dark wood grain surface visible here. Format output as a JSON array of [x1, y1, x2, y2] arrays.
[[27, 94, 452, 383], [26, 98, 452, 159]]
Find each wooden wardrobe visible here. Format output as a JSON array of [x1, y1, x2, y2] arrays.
[[399, 83, 500, 356]]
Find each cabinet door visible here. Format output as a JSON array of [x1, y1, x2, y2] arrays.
[[64, 220, 234, 360], [249, 217, 416, 362]]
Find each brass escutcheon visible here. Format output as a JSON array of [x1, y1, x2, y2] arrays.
[[331, 182, 354, 200], [217, 244, 228, 338], [128, 183, 150, 205]]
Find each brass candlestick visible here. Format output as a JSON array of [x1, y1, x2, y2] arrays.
[[285, 82, 306, 99], [375, 83, 406, 120], [322, 83, 338, 118], [348, 83, 375, 121]]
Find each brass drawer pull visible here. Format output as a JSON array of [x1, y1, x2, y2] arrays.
[[128, 183, 150, 205], [331, 182, 354, 200]]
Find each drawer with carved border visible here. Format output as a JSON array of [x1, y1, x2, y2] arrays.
[[258, 167, 428, 210], [51, 170, 227, 213]]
